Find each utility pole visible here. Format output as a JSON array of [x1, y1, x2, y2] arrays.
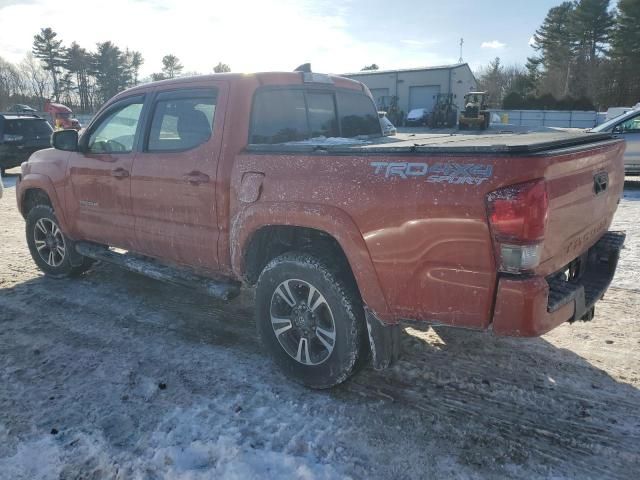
[[458, 38, 464, 63]]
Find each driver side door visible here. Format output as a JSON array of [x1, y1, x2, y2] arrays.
[[66, 95, 147, 250]]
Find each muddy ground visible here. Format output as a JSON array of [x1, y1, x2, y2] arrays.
[[1, 171, 639, 479]]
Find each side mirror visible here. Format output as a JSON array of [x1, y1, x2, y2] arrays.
[[52, 129, 78, 151], [612, 125, 623, 134]]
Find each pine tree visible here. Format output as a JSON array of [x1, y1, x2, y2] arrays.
[[64, 42, 91, 112], [91, 41, 130, 104], [129, 51, 144, 85], [532, 2, 575, 98], [213, 62, 231, 73], [571, 0, 614, 100], [609, 0, 640, 105], [32, 27, 65, 101], [161, 54, 183, 79]]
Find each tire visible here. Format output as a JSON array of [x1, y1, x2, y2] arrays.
[[255, 252, 367, 389], [26, 205, 93, 278]]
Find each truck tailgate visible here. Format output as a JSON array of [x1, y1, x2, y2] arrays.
[[538, 139, 625, 276]]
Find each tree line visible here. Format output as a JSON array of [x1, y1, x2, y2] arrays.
[[477, 0, 639, 110], [0, 27, 231, 113]]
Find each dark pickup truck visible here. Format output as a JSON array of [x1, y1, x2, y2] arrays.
[[16, 72, 625, 388]]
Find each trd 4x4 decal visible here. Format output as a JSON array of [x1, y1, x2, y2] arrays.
[[370, 161, 493, 185]]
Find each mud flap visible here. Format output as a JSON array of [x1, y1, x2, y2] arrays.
[[365, 308, 401, 370]]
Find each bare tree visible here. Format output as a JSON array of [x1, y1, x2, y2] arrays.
[[19, 53, 52, 110]]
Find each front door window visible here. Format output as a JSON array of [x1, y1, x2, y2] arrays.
[[88, 102, 143, 154]]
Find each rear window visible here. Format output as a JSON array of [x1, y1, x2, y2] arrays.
[[250, 90, 308, 144], [250, 88, 380, 144], [5, 119, 52, 136], [336, 92, 380, 137], [307, 92, 338, 138]]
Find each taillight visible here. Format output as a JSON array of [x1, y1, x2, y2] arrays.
[[486, 179, 549, 273]]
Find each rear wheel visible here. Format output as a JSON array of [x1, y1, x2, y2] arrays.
[[26, 205, 93, 278], [255, 252, 367, 389]]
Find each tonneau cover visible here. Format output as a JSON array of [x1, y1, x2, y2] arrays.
[[246, 131, 615, 155]]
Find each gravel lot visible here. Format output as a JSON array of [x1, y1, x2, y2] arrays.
[[1, 170, 639, 479]]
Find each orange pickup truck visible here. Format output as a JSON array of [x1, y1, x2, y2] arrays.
[[16, 72, 625, 388]]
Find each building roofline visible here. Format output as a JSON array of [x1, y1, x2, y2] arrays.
[[341, 63, 470, 76]]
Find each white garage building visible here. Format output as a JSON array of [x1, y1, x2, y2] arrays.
[[343, 63, 477, 115]]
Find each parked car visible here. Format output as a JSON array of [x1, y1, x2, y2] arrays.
[[591, 108, 640, 174], [0, 112, 53, 175], [405, 108, 429, 126], [8, 104, 37, 113], [16, 72, 625, 388], [378, 111, 397, 136]]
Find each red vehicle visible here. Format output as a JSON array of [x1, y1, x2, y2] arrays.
[[16, 72, 625, 388], [44, 101, 81, 130]]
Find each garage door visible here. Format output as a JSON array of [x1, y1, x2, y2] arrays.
[[369, 88, 390, 109], [409, 85, 440, 113]]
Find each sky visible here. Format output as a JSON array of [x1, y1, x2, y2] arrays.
[[0, 0, 568, 77]]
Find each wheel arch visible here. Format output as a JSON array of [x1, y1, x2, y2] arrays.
[[17, 174, 68, 230], [231, 203, 392, 320]]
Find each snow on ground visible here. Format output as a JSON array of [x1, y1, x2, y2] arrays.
[[1, 170, 639, 479], [614, 178, 640, 291]]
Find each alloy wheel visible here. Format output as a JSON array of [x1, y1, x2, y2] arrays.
[[33, 218, 66, 267], [269, 278, 336, 366]]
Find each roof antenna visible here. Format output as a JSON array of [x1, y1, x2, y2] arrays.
[[294, 63, 311, 73], [458, 38, 464, 63]]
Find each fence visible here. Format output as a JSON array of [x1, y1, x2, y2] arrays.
[[488, 110, 599, 129]]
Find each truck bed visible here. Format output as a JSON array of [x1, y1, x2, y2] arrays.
[[247, 131, 615, 154]]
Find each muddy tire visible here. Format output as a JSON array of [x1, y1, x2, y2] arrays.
[[255, 252, 367, 389], [26, 205, 93, 278]]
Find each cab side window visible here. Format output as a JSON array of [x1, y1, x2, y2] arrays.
[[88, 100, 143, 154], [147, 90, 217, 152], [620, 115, 640, 133]]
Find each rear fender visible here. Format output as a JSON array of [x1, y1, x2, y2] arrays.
[[231, 202, 393, 321]]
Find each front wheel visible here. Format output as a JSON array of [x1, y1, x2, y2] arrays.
[[255, 252, 367, 389], [26, 205, 93, 278]]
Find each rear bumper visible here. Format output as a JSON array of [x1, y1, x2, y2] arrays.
[[492, 231, 625, 337]]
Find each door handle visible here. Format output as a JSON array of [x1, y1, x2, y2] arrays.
[[111, 168, 130, 179], [183, 171, 210, 185]]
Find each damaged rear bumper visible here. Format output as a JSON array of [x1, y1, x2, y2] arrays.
[[492, 231, 625, 337]]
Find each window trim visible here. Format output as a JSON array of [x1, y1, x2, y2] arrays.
[[142, 87, 219, 154], [80, 95, 146, 154], [247, 85, 381, 146]]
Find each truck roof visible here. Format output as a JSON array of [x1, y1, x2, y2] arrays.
[[119, 72, 366, 97]]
